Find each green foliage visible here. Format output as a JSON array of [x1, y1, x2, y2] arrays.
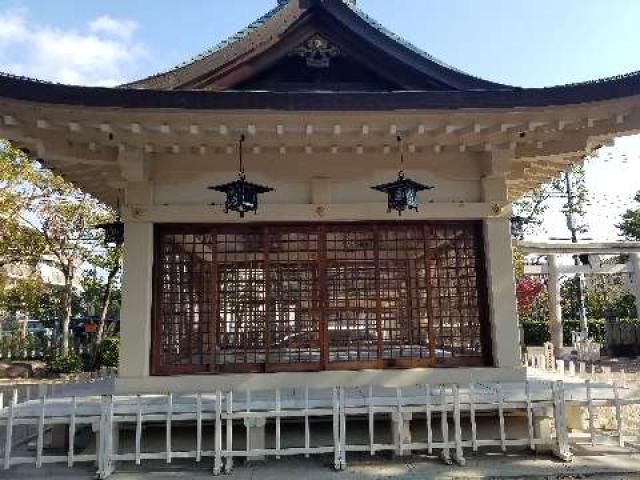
[[519, 272, 637, 327], [46, 351, 84, 375], [1, 141, 121, 353], [512, 247, 525, 280], [518, 291, 550, 323], [81, 270, 120, 318], [520, 321, 550, 346], [561, 274, 637, 320], [618, 191, 640, 241], [0, 278, 83, 326], [521, 319, 607, 346], [98, 337, 120, 368]]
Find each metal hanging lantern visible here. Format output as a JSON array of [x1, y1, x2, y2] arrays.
[[510, 215, 526, 239], [372, 136, 433, 215], [209, 134, 274, 218], [96, 197, 125, 247], [97, 220, 125, 247]]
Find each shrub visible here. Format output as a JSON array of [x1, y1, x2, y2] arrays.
[[98, 337, 120, 368], [521, 318, 607, 346], [46, 352, 84, 375]]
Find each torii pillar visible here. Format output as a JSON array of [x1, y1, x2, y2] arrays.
[[546, 255, 563, 353]]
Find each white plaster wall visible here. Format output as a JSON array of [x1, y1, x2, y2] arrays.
[[150, 151, 484, 206]]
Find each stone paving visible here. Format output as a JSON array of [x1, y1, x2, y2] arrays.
[[4, 449, 640, 479]]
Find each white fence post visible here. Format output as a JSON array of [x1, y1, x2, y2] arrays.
[[552, 381, 572, 461], [440, 385, 451, 465], [452, 384, 465, 466], [213, 391, 222, 476], [225, 391, 233, 473], [332, 387, 341, 471], [3, 389, 15, 470]]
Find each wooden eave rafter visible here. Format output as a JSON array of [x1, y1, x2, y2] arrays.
[[1, 91, 639, 206]]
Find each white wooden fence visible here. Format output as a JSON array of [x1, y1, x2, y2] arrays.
[[524, 351, 638, 387], [0, 369, 115, 459], [1, 379, 639, 479], [0, 341, 91, 361]]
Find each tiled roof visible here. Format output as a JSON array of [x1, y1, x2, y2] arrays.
[[122, 2, 288, 88], [175, 4, 285, 70], [124, 0, 506, 91], [343, 1, 468, 76]]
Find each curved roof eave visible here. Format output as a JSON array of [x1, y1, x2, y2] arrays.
[[1, 71, 640, 111]]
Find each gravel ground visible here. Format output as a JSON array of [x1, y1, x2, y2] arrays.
[[5, 451, 640, 480], [599, 356, 640, 374], [587, 356, 640, 435]]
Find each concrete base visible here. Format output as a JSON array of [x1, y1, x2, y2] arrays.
[[115, 367, 526, 394], [533, 408, 554, 454], [391, 412, 412, 456], [566, 405, 586, 431], [45, 424, 68, 450], [7, 450, 640, 479], [244, 418, 266, 462], [93, 421, 119, 476]]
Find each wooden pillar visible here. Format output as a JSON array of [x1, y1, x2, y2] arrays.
[[119, 222, 154, 379], [547, 255, 563, 353], [481, 150, 521, 370], [483, 218, 521, 368]]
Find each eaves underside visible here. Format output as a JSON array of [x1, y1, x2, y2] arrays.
[[1, 72, 640, 111]]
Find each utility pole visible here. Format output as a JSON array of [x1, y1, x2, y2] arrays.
[[563, 171, 589, 336]]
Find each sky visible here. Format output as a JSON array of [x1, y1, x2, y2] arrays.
[[0, 0, 639, 240]]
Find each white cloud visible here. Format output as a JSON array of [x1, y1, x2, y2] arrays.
[[89, 15, 138, 41], [0, 9, 28, 45], [0, 9, 147, 86]]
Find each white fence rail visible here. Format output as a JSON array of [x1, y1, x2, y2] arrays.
[[0, 369, 115, 461], [1, 379, 639, 479]]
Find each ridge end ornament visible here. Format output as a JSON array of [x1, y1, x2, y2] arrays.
[[294, 34, 341, 69]]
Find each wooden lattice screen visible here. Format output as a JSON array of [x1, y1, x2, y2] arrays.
[[152, 222, 491, 375]]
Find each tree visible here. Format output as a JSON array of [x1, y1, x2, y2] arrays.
[[618, 191, 640, 240], [516, 276, 545, 313], [0, 278, 83, 331], [81, 245, 122, 360], [0, 141, 117, 354], [512, 164, 588, 239]]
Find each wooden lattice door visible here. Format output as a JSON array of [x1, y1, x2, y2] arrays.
[[152, 222, 491, 375]]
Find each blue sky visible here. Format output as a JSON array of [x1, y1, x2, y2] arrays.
[[0, 0, 639, 239]]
